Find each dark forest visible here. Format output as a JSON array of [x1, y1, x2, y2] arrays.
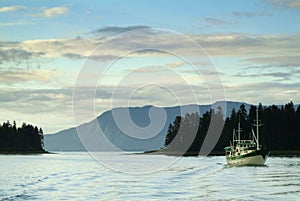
[[164, 102, 300, 154], [0, 121, 46, 153]]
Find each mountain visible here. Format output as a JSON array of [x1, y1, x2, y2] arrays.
[[44, 101, 251, 152]]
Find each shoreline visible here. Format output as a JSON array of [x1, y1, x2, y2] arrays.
[[1, 150, 299, 156], [0, 150, 53, 155], [144, 149, 300, 157]]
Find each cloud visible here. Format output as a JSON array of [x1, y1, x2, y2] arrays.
[[0, 20, 30, 27], [181, 69, 224, 76], [1, 28, 300, 65], [289, 0, 300, 8], [1, 25, 299, 133], [31, 7, 68, 18], [267, 0, 300, 9], [63, 52, 117, 61], [0, 87, 76, 133], [0, 5, 25, 12], [225, 82, 300, 104], [93, 25, 151, 35], [166, 61, 185, 68], [262, 72, 292, 79], [63, 52, 85, 60], [89, 54, 122, 61], [0, 68, 58, 85], [103, 31, 300, 57], [243, 64, 300, 72], [233, 11, 272, 17], [99, 31, 300, 57], [240, 56, 300, 79], [234, 60, 300, 82], [191, 34, 300, 56], [203, 17, 230, 25], [234, 71, 292, 80], [0, 38, 101, 64], [242, 55, 300, 67], [18, 38, 96, 59], [0, 83, 207, 133], [0, 48, 45, 64]]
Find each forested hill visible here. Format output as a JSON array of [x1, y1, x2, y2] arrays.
[[0, 121, 47, 154], [164, 102, 300, 155]]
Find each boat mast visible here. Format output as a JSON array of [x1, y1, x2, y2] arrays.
[[256, 108, 259, 150], [253, 107, 262, 150], [233, 129, 235, 147], [238, 121, 241, 142], [237, 115, 241, 143]]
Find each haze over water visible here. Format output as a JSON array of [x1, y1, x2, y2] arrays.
[[1, 153, 299, 200]]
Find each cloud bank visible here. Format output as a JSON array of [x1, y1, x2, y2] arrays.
[[31, 7, 68, 18]]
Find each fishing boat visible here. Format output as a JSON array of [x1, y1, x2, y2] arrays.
[[224, 109, 270, 166]]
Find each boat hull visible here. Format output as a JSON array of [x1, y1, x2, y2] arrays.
[[226, 150, 270, 166]]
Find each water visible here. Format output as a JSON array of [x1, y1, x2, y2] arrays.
[[1, 153, 299, 201]]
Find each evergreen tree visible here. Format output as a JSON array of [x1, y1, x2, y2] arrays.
[[164, 102, 300, 154], [0, 121, 46, 153]]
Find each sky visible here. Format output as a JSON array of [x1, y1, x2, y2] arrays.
[[0, 0, 300, 133]]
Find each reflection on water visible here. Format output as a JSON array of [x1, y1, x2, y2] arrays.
[[0, 153, 299, 200]]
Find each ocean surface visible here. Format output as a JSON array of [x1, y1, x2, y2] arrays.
[[1, 152, 299, 201]]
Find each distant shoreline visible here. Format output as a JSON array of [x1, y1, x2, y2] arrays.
[[0, 150, 52, 155], [144, 149, 300, 157], [2, 150, 299, 156]]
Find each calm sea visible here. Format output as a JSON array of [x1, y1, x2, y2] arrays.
[[1, 152, 299, 200]]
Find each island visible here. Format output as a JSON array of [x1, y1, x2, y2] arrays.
[[0, 121, 48, 154]]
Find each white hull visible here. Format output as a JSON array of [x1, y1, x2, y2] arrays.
[[226, 154, 267, 166]]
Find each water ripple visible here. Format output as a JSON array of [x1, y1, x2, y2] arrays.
[[1, 154, 299, 200]]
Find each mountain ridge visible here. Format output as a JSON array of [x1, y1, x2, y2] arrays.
[[44, 101, 252, 151]]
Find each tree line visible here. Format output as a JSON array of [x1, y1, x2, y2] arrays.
[[0, 121, 46, 153], [164, 102, 300, 153]]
